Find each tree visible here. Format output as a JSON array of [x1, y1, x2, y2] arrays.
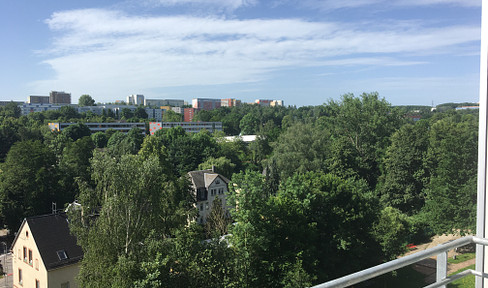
[[78, 94, 96, 106], [228, 171, 384, 286], [322, 93, 403, 188], [91, 132, 108, 148], [422, 113, 478, 234], [134, 107, 148, 119], [198, 156, 236, 179], [269, 122, 330, 179], [0, 140, 58, 230], [58, 136, 94, 203], [71, 152, 194, 287], [380, 121, 429, 214], [239, 114, 260, 135], [62, 123, 91, 141], [120, 108, 134, 119], [0, 102, 21, 118]]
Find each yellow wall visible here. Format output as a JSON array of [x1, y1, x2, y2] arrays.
[[12, 222, 48, 288], [48, 264, 80, 288]]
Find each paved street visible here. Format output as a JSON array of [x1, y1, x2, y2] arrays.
[[0, 252, 12, 288]]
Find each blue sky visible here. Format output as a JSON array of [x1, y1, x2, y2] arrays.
[[0, 0, 481, 106]]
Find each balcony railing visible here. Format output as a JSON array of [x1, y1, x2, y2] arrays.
[[312, 236, 488, 288]]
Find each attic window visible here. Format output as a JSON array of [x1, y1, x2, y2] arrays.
[[216, 179, 220, 184], [56, 250, 68, 260], [25, 231, 28, 238]]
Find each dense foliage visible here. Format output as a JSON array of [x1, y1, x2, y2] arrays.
[[0, 94, 479, 287]]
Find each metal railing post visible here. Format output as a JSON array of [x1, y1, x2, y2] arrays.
[[436, 251, 448, 288], [477, 0, 488, 286]]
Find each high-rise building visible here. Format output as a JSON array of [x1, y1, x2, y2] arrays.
[[145, 99, 184, 107], [184, 108, 197, 122], [49, 91, 71, 104], [255, 99, 284, 107], [221, 98, 241, 107], [28, 95, 49, 104], [127, 94, 145, 105], [192, 98, 221, 111]]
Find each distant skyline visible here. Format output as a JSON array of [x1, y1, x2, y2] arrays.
[[1, 0, 481, 107]]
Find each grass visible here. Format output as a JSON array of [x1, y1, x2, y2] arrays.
[[448, 253, 475, 264], [447, 264, 475, 288], [366, 265, 426, 288]]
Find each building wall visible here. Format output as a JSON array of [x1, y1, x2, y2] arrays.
[[145, 108, 163, 121], [49, 91, 71, 104], [184, 108, 197, 122], [146, 99, 184, 107], [48, 264, 80, 288], [48, 122, 146, 134], [28, 95, 50, 104], [149, 121, 222, 135], [192, 98, 221, 111], [196, 177, 228, 224], [12, 223, 48, 288]]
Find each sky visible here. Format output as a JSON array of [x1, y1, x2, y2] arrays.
[[0, 0, 482, 107]]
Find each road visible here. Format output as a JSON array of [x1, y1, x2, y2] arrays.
[[0, 252, 12, 288]]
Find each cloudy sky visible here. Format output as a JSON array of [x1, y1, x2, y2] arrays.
[[0, 0, 481, 106]]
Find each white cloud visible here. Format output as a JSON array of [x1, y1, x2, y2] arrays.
[[299, 0, 479, 10], [142, 0, 257, 11], [32, 9, 479, 100]]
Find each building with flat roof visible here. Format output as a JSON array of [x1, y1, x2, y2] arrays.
[[221, 98, 241, 107], [127, 94, 145, 105], [192, 98, 221, 111], [48, 122, 146, 134], [149, 122, 222, 135], [145, 99, 184, 107], [184, 108, 197, 122], [49, 91, 71, 104], [28, 95, 50, 104]]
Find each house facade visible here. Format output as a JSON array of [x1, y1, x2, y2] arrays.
[[11, 213, 83, 288], [188, 169, 230, 224]]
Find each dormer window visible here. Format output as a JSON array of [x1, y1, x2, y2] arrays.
[[57, 250, 68, 260]]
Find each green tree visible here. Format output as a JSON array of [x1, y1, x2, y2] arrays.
[[162, 110, 182, 122], [380, 121, 429, 214], [323, 93, 403, 188], [91, 132, 108, 148], [0, 140, 58, 230], [198, 156, 236, 179], [0, 102, 21, 118], [239, 114, 260, 135], [71, 152, 193, 288], [62, 123, 91, 141], [134, 107, 148, 119], [269, 122, 330, 179], [78, 94, 96, 106], [422, 113, 478, 234]]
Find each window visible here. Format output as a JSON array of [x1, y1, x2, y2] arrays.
[[200, 204, 203, 211], [28, 249, 32, 265], [18, 268, 22, 285], [25, 230, 29, 238], [23, 246, 27, 262], [36, 279, 40, 288], [56, 250, 68, 260], [18, 249, 21, 260], [216, 179, 220, 184], [35, 259, 39, 270]]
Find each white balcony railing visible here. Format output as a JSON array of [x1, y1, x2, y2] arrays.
[[312, 236, 488, 288]]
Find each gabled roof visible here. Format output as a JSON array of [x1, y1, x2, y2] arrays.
[[12, 213, 83, 271], [188, 169, 230, 190]]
